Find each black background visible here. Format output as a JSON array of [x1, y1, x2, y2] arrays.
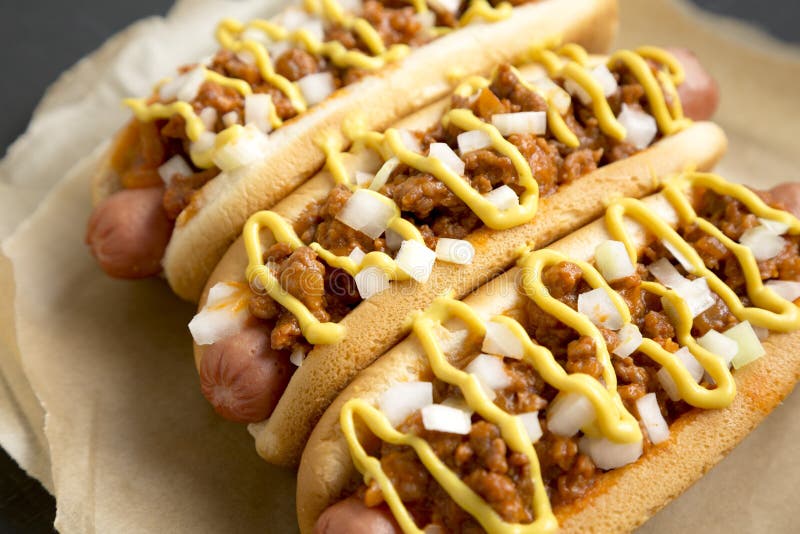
[[0, 1, 798, 532]]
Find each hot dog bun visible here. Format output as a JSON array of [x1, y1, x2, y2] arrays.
[[296, 188, 800, 533], [91, 0, 619, 302]]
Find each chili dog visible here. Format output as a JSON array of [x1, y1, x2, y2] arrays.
[[85, 0, 619, 301], [297, 172, 800, 534], [188, 43, 726, 466]]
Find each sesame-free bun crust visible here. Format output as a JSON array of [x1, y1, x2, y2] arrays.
[[92, 0, 619, 302], [195, 115, 726, 466], [295, 191, 800, 534]]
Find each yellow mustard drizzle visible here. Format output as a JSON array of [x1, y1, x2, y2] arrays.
[[341, 298, 558, 534], [338, 171, 800, 532], [124, 1, 515, 170], [523, 44, 690, 146]]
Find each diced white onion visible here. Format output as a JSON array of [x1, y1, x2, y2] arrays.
[[579, 436, 643, 470], [158, 155, 192, 186], [656, 347, 704, 401], [491, 111, 546, 136], [289, 347, 307, 367], [740, 226, 786, 261], [429, 0, 461, 13], [267, 41, 291, 60], [244, 93, 274, 134], [421, 404, 472, 435], [240, 27, 271, 46], [636, 393, 669, 444], [441, 396, 473, 415], [299, 20, 325, 43], [591, 64, 619, 97], [337, 0, 362, 13], [465, 354, 511, 391], [594, 240, 635, 281], [547, 392, 595, 437], [518, 412, 543, 443], [483, 185, 519, 211], [160, 67, 205, 102], [355, 171, 375, 187], [758, 217, 790, 235], [348, 246, 366, 266], [379, 381, 433, 427], [199, 107, 218, 131], [385, 228, 403, 251], [530, 77, 571, 115], [617, 103, 657, 150], [682, 278, 716, 318], [578, 288, 624, 330], [188, 283, 248, 346], [767, 280, 800, 302], [279, 9, 315, 30], [416, 10, 436, 29], [222, 111, 240, 127], [354, 266, 391, 300], [435, 238, 475, 265], [369, 157, 400, 191], [662, 239, 695, 274], [398, 129, 421, 153], [613, 323, 643, 358], [457, 130, 492, 155], [429, 142, 465, 176], [395, 240, 436, 283], [697, 329, 738, 367], [336, 189, 395, 239], [563, 78, 591, 106], [481, 321, 525, 360], [236, 50, 256, 65], [648, 257, 687, 288], [724, 321, 766, 369], [191, 131, 217, 153], [297, 71, 335, 106], [212, 124, 269, 172]]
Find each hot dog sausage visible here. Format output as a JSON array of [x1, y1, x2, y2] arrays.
[[199, 323, 293, 423], [314, 497, 400, 534], [667, 47, 720, 121], [86, 187, 172, 278]]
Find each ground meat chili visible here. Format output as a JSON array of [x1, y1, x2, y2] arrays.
[[351, 187, 800, 529]]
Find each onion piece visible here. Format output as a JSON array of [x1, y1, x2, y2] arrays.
[[697, 329, 738, 367], [354, 266, 390, 300], [647, 257, 687, 288], [421, 404, 472, 435], [188, 283, 248, 346], [740, 226, 786, 261], [416, 10, 436, 29], [199, 107, 218, 131], [441, 396, 473, 415], [191, 131, 217, 153], [429, 142, 465, 176], [435, 238, 475, 265], [160, 67, 205, 102], [564, 64, 618, 105], [336, 189, 395, 239], [766, 280, 800, 302], [395, 240, 436, 283], [490, 111, 546, 136], [518, 412, 543, 443], [656, 347, 704, 401], [289, 347, 307, 367], [682, 278, 716, 318], [579, 436, 642, 470], [457, 130, 492, 155], [236, 50, 256, 65], [617, 103, 657, 150], [758, 217, 790, 235], [661, 239, 695, 273], [483, 185, 519, 211], [397, 129, 421, 153], [212, 124, 269, 172], [530, 77, 571, 115], [355, 171, 374, 187], [465, 354, 511, 391], [724, 321, 766, 369], [429, 0, 461, 13], [547, 392, 595, 437], [635, 393, 669, 444], [577, 288, 624, 330], [241, 27, 271, 46], [594, 240, 635, 281], [613, 323, 643, 358], [481, 321, 525, 360], [244, 93, 274, 134], [348, 246, 366, 266], [369, 157, 400, 191], [297, 72, 335, 106], [222, 111, 240, 127], [379, 381, 433, 427], [299, 20, 325, 43], [158, 155, 192, 186]]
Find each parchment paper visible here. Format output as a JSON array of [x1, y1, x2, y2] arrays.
[[0, 0, 798, 532]]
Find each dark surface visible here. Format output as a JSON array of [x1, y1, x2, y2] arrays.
[[0, 0, 797, 532]]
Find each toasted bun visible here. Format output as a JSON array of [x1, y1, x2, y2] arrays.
[[195, 118, 726, 466], [295, 192, 800, 533], [91, 0, 619, 302]]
